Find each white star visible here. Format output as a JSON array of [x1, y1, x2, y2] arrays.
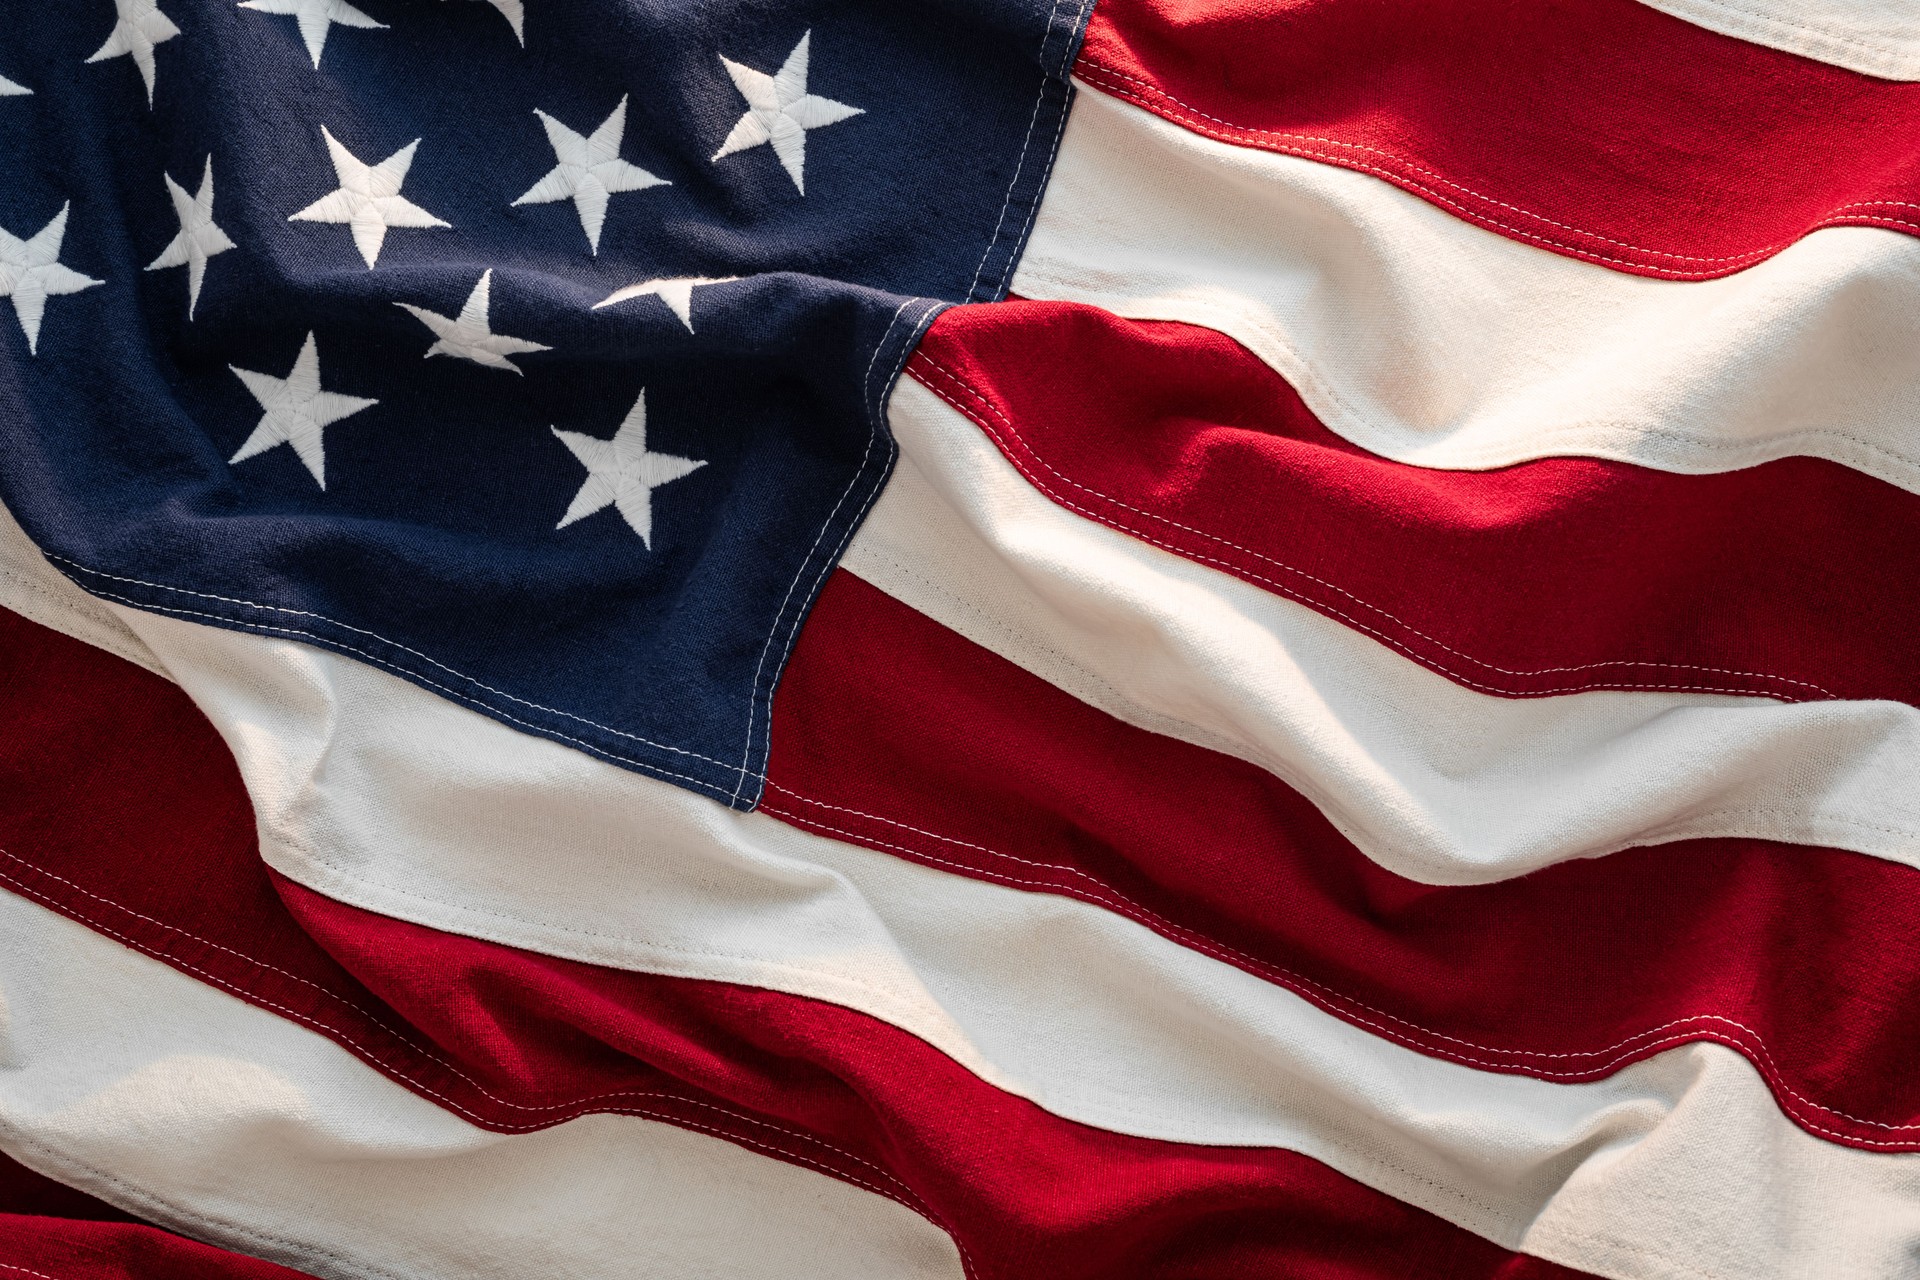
[[448, 0, 523, 44], [290, 127, 451, 268], [397, 269, 550, 373], [0, 74, 31, 96], [0, 205, 104, 356], [239, 0, 387, 69], [512, 97, 668, 255], [85, 0, 181, 108], [711, 31, 863, 196], [145, 156, 236, 320], [593, 276, 740, 332], [552, 390, 704, 547], [228, 333, 378, 489]]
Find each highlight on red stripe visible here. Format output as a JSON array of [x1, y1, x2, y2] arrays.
[[764, 569, 1920, 1151], [0, 605, 1594, 1280], [1079, 0, 1920, 279], [908, 299, 1920, 707]]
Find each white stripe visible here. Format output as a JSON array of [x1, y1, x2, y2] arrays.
[[1014, 86, 1920, 490], [1637, 0, 1920, 80], [2, 535, 1916, 1280], [839, 375, 1920, 882], [0, 894, 962, 1280], [0, 509, 166, 679]]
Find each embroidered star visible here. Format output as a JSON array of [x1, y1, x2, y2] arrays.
[[593, 276, 740, 332], [449, 0, 524, 44], [512, 97, 668, 255], [552, 390, 704, 547], [0, 74, 30, 96], [228, 332, 377, 489], [712, 31, 863, 195], [85, 0, 181, 107], [145, 157, 236, 321], [290, 127, 450, 268], [239, 0, 387, 69], [397, 269, 550, 374], [0, 205, 104, 356]]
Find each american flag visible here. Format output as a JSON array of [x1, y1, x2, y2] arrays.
[[2, 0, 1918, 1276]]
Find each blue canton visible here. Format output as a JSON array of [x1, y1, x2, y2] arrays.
[[0, 0, 1090, 807]]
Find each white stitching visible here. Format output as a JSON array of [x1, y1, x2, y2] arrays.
[[1, 1137, 411, 1279], [1007, 264, 1920, 483], [984, 0, 1093, 302], [43, 556, 743, 774], [737, 302, 946, 801], [727, 299, 921, 803], [0, 857, 980, 1280], [0, 845, 1610, 1237], [265, 827, 951, 998], [736, 0, 1094, 803], [965, 6, 1060, 299], [1076, 61, 1920, 265], [3, 1131, 417, 1280], [0, 895, 1835, 1280], [759, 785, 1920, 1145], [909, 355, 1836, 700], [0, 848, 436, 1055], [1074, 63, 1920, 280], [965, 0, 1085, 300], [1648, 0, 1919, 59], [62, 585, 741, 805]]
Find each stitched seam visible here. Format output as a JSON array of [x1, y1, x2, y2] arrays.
[[1075, 66, 1912, 282], [11, 823, 1886, 1280], [0, 848, 436, 1054], [44, 556, 741, 774], [964, 0, 1068, 300], [1827, 199, 1920, 215], [727, 299, 924, 804], [1652, 0, 1915, 58], [759, 787, 1920, 1146], [727, 297, 905, 799], [987, 5, 1088, 302], [984, 0, 1095, 302], [738, 302, 943, 797], [1, 1133, 411, 1280], [850, 502, 1920, 850], [263, 825, 980, 1051], [64, 586, 742, 807], [0, 873, 1877, 1279], [11, 1105, 962, 1280], [175, 855, 1518, 1229], [265, 798, 1920, 1150], [0, 567, 116, 628], [1004, 268, 1920, 481], [0, 1266, 56, 1280], [848, 549, 1133, 713], [1074, 65, 1920, 279], [0, 568, 162, 674], [0, 859, 979, 1280], [908, 357, 1832, 699], [1657, 807, 1918, 840]]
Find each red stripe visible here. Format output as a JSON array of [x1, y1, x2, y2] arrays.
[[0, 1153, 139, 1225], [0, 606, 1591, 1280], [0, 1217, 314, 1280], [0, 1153, 307, 1280], [909, 300, 1920, 706], [1078, 0, 1920, 279], [764, 570, 1920, 1150]]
